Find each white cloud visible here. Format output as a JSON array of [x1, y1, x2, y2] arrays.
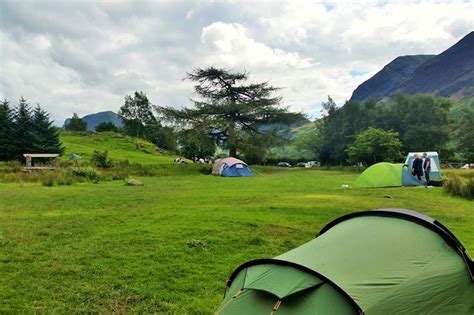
[[200, 22, 314, 70]]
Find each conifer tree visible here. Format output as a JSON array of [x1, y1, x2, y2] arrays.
[[12, 97, 35, 159], [0, 99, 15, 161], [32, 104, 64, 154], [158, 67, 303, 157]]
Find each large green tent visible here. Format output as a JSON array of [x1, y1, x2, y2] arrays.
[[354, 153, 443, 188], [217, 209, 474, 314], [353, 162, 404, 188], [353, 162, 441, 188]]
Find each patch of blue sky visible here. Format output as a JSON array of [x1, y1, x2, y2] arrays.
[[323, 2, 335, 11], [350, 70, 368, 77]]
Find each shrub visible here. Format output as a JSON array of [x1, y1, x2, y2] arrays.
[[69, 167, 100, 183], [91, 150, 113, 168], [198, 165, 212, 175], [443, 173, 474, 200], [41, 175, 56, 187]]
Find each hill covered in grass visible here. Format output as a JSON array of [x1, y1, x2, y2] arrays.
[[61, 131, 175, 164]]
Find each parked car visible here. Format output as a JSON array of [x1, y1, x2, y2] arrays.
[[277, 162, 291, 167], [296, 162, 307, 167], [305, 161, 321, 168]]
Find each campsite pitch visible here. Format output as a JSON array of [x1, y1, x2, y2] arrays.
[[0, 168, 472, 313]]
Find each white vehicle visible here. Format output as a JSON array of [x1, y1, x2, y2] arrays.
[[305, 161, 320, 168]]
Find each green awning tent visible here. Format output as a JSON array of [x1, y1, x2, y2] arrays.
[[405, 151, 442, 180], [217, 209, 474, 314]]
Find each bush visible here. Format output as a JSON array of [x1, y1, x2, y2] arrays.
[[41, 174, 56, 187], [69, 167, 100, 183], [198, 165, 212, 175], [91, 150, 113, 168], [443, 173, 474, 199]]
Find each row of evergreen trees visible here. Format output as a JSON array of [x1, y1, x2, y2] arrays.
[[0, 98, 63, 161]]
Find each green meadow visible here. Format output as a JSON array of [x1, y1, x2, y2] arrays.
[[1, 164, 472, 313], [61, 131, 175, 164]]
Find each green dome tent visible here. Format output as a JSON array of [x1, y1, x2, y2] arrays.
[[353, 162, 438, 188], [353, 162, 404, 188], [354, 153, 443, 188], [217, 209, 474, 314]]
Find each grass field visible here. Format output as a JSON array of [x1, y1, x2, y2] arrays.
[[1, 167, 472, 313], [61, 131, 176, 164]]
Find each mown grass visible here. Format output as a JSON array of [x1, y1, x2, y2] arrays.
[[61, 131, 176, 164], [0, 167, 472, 313]]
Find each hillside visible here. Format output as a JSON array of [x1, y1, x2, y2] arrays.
[[63, 111, 123, 131], [398, 31, 474, 98], [350, 55, 434, 102], [61, 131, 175, 164], [350, 31, 474, 101]]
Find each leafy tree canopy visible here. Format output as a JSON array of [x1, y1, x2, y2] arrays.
[[95, 122, 119, 133], [119, 91, 156, 139], [301, 93, 452, 165], [65, 113, 87, 131], [347, 127, 403, 166], [177, 128, 216, 159], [456, 109, 474, 161]]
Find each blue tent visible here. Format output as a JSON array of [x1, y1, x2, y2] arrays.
[[212, 158, 254, 177]]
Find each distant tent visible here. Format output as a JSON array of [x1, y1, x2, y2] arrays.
[[212, 158, 253, 177], [353, 162, 425, 188], [216, 209, 474, 314], [354, 153, 442, 188], [353, 162, 404, 188], [69, 154, 82, 161]]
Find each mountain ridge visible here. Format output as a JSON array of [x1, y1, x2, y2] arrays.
[[350, 31, 474, 102], [63, 111, 123, 131]]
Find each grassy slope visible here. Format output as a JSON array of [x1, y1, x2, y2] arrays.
[[0, 168, 472, 313], [61, 131, 175, 164]]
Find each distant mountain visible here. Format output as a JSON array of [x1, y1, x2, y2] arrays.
[[63, 111, 123, 131], [350, 31, 474, 102], [398, 32, 474, 98], [259, 116, 311, 139], [350, 55, 434, 102]]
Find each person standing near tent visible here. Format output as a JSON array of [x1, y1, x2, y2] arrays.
[[423, 152, 431, 185], [412, 153, 423, 180]]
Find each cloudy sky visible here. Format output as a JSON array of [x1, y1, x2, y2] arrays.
[[1, 0, 473, 124]]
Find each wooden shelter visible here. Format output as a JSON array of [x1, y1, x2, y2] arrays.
[[23, 153, 60, 171]]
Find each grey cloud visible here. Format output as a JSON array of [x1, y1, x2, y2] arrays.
[[1, 0, 473, 124]]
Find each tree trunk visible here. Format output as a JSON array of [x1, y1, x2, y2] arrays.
[[228, 121, 237, 157]]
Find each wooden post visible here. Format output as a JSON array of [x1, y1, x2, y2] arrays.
[[26, 156, 32, 168]]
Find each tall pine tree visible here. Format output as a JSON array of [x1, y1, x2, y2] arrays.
[[0, 99, 15, 161], [12, 97, 35, 159], [158, 67, 303, 157], [32, 104, 64, 154]]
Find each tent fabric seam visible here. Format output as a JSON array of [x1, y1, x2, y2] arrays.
[[225, 258, 365, 314]]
